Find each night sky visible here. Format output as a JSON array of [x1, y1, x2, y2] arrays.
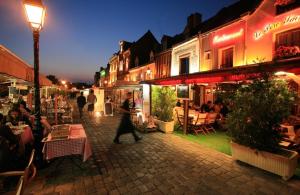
[[0, 0, 237, 82]]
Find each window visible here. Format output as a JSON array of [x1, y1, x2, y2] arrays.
[[275, 28, 300, 58], [125, 58, 129, 70], [220, 47, 233, 68], [205, 51, 211, 60], [150, 51, 154, 61], [276, 28, 300, 48], [119, 60, 123, 71], [179, 57, 189, 75], [135, 57, 139, 67]]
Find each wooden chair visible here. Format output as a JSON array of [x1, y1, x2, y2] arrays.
[[189, 113, 207, 135], [62, 107, 73, 124], [175, 109, 184, 131], [0, 149, 36, 195], [203, 113, 218, 133]]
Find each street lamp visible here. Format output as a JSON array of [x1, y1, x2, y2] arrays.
[[23, 0, 46, 166], [61, 80, 66, 85]]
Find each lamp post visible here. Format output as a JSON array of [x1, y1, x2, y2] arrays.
[[23, 0, 46, 166]]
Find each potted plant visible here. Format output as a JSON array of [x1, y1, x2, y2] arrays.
[[227, 73, 298, 180], [152, 86, 176, 133]]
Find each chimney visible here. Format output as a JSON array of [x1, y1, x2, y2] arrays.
[[187, 13, 202, 29]]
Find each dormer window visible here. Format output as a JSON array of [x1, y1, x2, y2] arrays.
[[135, 57, 139, 66], [150, 51, 154, 61]]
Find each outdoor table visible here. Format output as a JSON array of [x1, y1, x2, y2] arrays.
[[42, 124, 92, 162]]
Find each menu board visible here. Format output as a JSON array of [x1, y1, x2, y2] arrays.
[[104, 102, 113, 116]]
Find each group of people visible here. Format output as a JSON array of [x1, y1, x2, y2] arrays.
[[0, 100, 34, 173], [76, 90, 97, 118], [200, 100, 229, 119]]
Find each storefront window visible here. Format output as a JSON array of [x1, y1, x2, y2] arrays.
[[275, 28, 300, 59]]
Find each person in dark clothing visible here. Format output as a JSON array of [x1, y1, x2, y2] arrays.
[[113, 92, 141, 144], [220, 103, 229, 118], [176, 100, 181, 107], [77, 92, 87, 118], [200, 101, 212, 113]]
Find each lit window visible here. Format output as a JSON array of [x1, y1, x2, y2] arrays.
[[220, 47, 233, 68], [179, 57, 189, 74]]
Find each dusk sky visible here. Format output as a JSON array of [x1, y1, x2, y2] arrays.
[[0, 0, 237, 83]]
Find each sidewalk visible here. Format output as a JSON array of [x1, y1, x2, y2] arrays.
[[22, 112, 300, 194]]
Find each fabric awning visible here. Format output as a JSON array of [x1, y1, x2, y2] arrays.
[[0, 45, 52, 86], [142, 58, 300, 86]]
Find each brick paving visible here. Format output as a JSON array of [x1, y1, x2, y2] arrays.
[[11, 112, 300, 194]]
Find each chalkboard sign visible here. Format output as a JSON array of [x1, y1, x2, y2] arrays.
[[104, 102, 113, 116]]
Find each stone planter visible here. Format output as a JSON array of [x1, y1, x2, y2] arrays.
[[154, 119, 174, 133], [231, 142, 299, 180]]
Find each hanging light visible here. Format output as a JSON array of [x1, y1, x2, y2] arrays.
[[23, 0, 46, 31]]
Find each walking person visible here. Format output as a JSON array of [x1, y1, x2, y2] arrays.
[[77, 92, 86, 119], [113, 92, 142, 144], [87, 89, 97, 117]]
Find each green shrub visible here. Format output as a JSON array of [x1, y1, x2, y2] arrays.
[[227, 75, 296, 153], [152, 86, 176, 122]]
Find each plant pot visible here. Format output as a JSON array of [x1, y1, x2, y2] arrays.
[[231, 142, 298, 180], [154, 119, 174, 133]]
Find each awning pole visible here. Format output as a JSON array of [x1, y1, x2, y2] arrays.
[[183, 100, 189, 134]]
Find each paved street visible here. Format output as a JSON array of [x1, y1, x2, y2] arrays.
[[20, 112, 300, 195]]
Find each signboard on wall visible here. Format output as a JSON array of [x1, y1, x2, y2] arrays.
[[177, 85, 189, 99], [104, 102, 113, 116]]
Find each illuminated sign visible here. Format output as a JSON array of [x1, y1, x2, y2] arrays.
[[254, 15, 300, 40], [100, 70, 106, 77], [213, 29, 244, 44]]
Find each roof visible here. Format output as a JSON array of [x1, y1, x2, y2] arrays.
[[201, 0, 263, 33]]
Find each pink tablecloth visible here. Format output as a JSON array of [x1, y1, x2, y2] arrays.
[[43, 124, 92, 162]]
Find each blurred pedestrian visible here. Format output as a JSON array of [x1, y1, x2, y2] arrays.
[[77, 92, 86, 119], [113, 92, 141, 144], [87, 89, 97, 117]]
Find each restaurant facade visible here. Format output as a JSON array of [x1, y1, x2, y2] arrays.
[[102, 0, 300, 121], [144, 0, 300, 116]]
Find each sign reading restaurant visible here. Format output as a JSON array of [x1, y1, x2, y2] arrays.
[[254, 15, 300, 40]]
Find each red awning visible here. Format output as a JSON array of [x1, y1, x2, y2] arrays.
[[0, 45, 52, 86], [142, 58, 300, 85]]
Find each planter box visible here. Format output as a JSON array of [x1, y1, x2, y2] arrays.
[[231, 142, 298, 180], [154, 119, 174, 133]]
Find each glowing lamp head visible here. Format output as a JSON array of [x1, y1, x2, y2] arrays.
[[23, 0, 46, 31], [61, 80, 66, 85]]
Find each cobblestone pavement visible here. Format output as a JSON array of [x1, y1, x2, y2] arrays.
[[19, 113, 300, 194]]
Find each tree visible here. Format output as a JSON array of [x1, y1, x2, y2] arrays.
[[46, 75, 59, 85], [227, 74, 296, 153]]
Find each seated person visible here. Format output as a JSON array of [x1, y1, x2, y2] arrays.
[[200, 101, 212, 113], [19, 101, 31, 118], [0, 136, 12, 172], [0, 114, 19, 151], [6, 104, 32, 128], [176, 100, 181, 107]]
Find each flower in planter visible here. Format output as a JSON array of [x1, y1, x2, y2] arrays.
[[274, 0, 295, 6], [275, 45, 300, 59]]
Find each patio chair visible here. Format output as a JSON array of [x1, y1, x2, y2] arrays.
[[61, 107, 73, 124], [203, 113, 218, 133], [189, 113, 207, 135], [0, 149, 36, 195], [175, 109, 184, 131]]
